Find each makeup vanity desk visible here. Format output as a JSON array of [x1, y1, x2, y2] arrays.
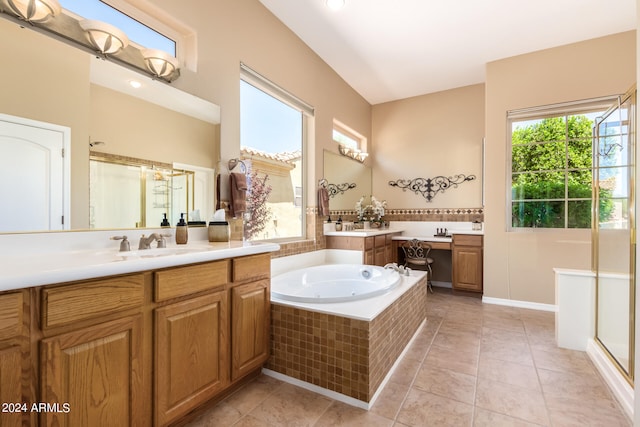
[[325, 227, 483, 294]]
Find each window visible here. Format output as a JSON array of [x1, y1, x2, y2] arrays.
[[333, 120, 366, 152], [508, 98, 617, 229], [60, 0, 177, 55], [240, 64, 313, 241]]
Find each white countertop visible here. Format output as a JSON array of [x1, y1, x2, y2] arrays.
[[324, 229, 403, 237], [0, 230, 279, 291]]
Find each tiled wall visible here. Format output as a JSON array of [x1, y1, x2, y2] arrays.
[[267, 275, 427, 403]]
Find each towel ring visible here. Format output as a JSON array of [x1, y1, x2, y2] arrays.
[[228, 158, 247, 173]]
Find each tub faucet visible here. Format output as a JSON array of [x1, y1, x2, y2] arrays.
[[384, 263, 399, 271], [138, 233, 171, 249]]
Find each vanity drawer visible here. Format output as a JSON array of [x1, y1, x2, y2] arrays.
[[42, 274, 144, 329], [452, 234, 483, 247], [0, 291, 23, 341], [155, 260, 229, 302], [232, 254, 271, 283]]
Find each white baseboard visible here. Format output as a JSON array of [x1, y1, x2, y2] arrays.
[[586, 339, 634, 420], [482, 296, 557, 312]]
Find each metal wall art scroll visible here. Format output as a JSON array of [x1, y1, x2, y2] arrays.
[[327, 182, 357, 198], [388, 174, 476, 202]]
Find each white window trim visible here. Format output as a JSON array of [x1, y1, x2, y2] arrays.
[[333, 119, 367, 152], [240, 63, 313, 242], [506, 96, 620, 231], [102, 0, 197, 72]]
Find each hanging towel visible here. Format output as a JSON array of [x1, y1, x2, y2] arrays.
[[318, 186, 330, 217], [230, 172, 248, 217]]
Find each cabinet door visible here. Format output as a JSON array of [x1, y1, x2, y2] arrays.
[[155, 291, 228, 426], [374, 245, 387, 266], [453, 246, 483, 292], [0, 345, 23, 427], [231, 280, 270, 381], [40, 315, 144, 427]]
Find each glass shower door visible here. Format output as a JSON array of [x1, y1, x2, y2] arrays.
[[594, 87, 636, 380]]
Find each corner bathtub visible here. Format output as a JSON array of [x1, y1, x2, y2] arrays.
[[266, 263, 428, 408], [271, 264, 400, 303]]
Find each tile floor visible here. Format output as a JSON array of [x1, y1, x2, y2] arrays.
[[187, 288, 631, 426]]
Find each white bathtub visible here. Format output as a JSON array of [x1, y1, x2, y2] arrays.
[[271, 264, 400, 303]]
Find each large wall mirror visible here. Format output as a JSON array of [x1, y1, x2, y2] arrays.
[[323, 150, 371, 211], [0, 17, 220, 233]]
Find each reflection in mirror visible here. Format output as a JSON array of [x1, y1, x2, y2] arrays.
[[89, 153, 199, 229], [0, 17, 220, 233], [323, 150, 371, 211]]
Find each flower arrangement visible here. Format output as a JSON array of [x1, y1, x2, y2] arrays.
[[355, 195, 387, 226]]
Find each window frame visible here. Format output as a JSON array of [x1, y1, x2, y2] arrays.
[[61, 0, 197, 71], [239, 63, 314, 242], [333, 119, 367, 153], [507, 96, 619, 231]]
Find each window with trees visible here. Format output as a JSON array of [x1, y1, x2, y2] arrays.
[[508, 98, 618, 229], [240, 64, 313, 241]]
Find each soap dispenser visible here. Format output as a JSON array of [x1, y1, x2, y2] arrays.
[[175, 213, 188, 244], [160, 213, 170, 228], [335, 216, 343, 232]]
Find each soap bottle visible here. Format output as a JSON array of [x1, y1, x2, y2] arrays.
[[335, 216, 343, 231], [175, 213, 188, 244], [160, 213, 170, 228]]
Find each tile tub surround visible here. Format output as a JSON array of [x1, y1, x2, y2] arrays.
[[267, 273, 428, 405], [185, 289, 630, 427]]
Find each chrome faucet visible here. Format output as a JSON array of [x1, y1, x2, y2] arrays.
[[384, 263, 400, 271], [111, 235, 130, 252], [384, 263, 410, 276], [138, 233, 171, 249]]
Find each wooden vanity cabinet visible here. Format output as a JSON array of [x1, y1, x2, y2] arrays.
[[326, 232, 399, 266], [452, 234, 483, 293], [230, 254, 271, 381], [23, 252, 271, 427], [154, 260, 230, 426], [0, 290, 31, 427], [39, 274, 147, 427]]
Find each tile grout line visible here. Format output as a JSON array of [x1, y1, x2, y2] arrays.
[[390, 311, 444, 425], [520, 307, 552, 427]]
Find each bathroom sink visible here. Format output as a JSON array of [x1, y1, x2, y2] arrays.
[[116, 247, 204, 259]]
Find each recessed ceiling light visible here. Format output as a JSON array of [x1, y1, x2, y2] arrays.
[[326, 0, 345, 11], [129, 80, 142, 89]]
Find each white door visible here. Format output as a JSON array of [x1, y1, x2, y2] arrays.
[[0, 114, 70, 232]]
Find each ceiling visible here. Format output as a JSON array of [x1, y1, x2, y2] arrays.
[[259, 0, 637, 105]]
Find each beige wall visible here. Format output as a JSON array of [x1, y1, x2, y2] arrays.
[[150, 0, 372, 207], [485, 31, 636, 304], [0, 0, 371, 231], [0, 19, 90, 229], [90, 84, 219, 169], [371, 84, 484, 208]]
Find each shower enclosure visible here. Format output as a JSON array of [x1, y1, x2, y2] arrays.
[[593, 86, 636, 381]]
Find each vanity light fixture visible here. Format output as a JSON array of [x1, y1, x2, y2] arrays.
[[79, 19, 129, 55], [4, 0, 60, 23], [141, 48, 179, 79], [338, 143, 367, 163], [326, 0, 345, 11]]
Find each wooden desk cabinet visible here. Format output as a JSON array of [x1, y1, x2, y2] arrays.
[[326, 232, 400, 266], [452, 234, 483, 293]]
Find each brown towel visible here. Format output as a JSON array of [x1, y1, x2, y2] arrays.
[[230, 172, 247, 217], [318, 187, 330, 217]]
